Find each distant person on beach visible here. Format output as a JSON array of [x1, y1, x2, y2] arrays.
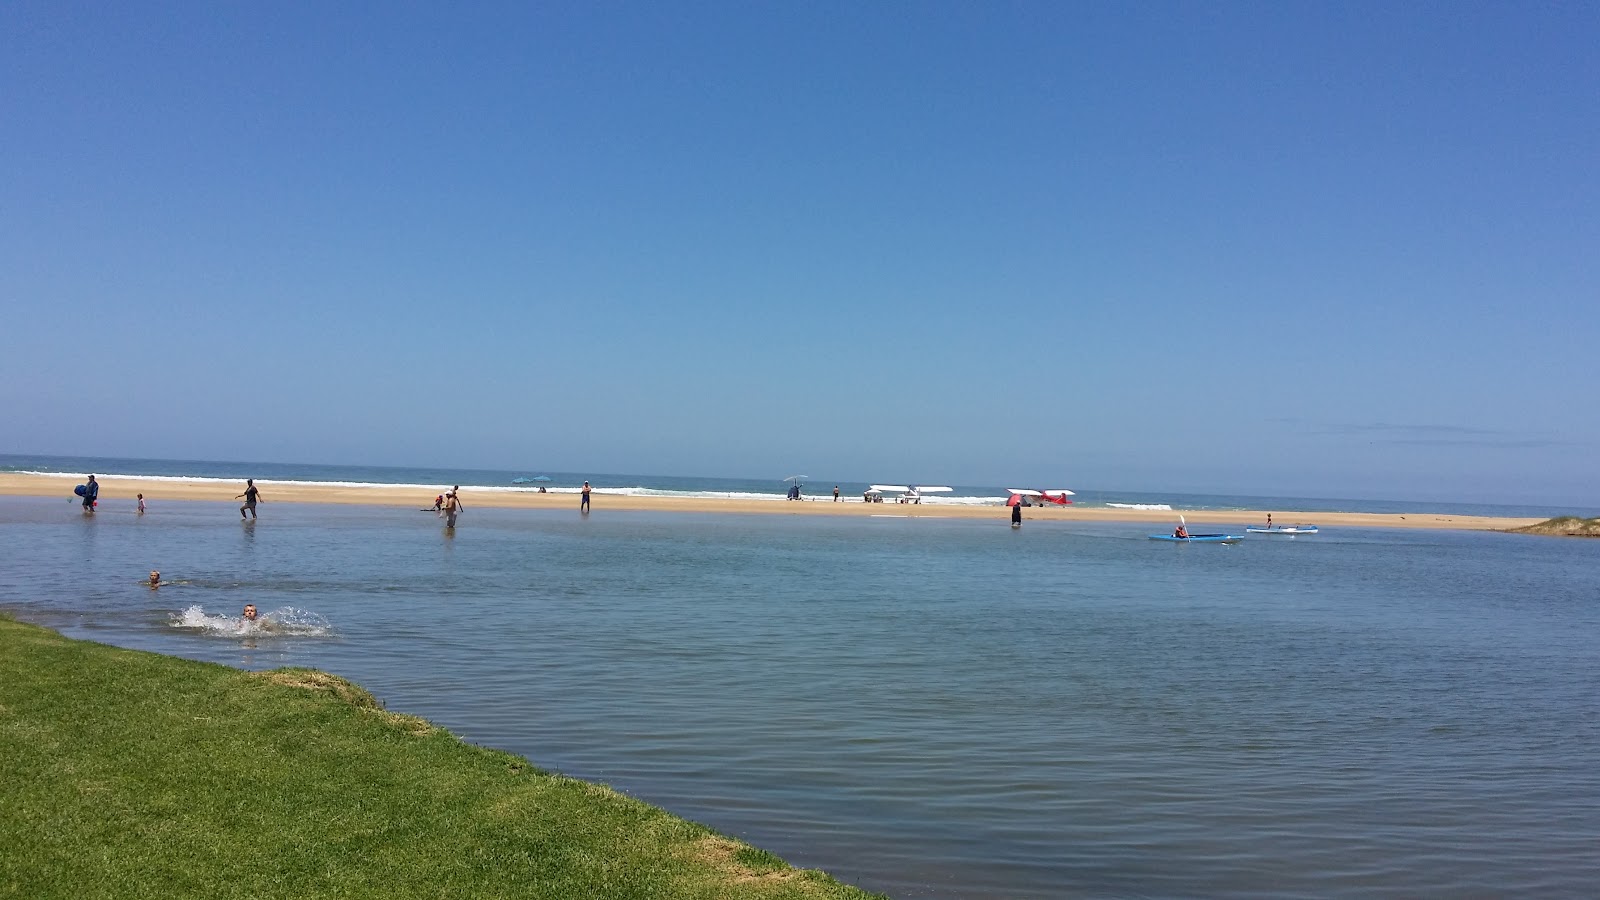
[[137, 493, 146, 515], [443, 489, 462, 528], [82, 475, 99, 513], [1267, 513, 1274, 528], [833, 485, 840, 502], [1011, 503, 1022, 527], [236, 479, 261, 519], [580, 482, 591, 512]]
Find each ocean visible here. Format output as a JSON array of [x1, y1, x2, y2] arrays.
[[3, 456, 1600, 897]]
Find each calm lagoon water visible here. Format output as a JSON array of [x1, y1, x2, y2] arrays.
[[3, 495, 1599, 898]]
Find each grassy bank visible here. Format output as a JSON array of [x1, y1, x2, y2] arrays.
[[1508, 516, 1600, 537], [0, 618, 882, 899]]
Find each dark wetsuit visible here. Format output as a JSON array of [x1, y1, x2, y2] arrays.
[[82, 479, 98, 511]]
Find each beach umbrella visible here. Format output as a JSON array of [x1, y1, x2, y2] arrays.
[[783, 474, 809, 482]]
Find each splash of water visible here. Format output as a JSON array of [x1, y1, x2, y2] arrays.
[[170, 605, 332, 637]]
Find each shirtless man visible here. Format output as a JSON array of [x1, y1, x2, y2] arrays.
[[443, 488, 463, 528]]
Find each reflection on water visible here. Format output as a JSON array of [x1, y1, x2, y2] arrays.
[[3, 496, 1600, 898]]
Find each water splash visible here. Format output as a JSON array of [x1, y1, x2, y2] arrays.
[[170, 605, 333, 638]]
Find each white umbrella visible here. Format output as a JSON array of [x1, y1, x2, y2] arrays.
[[783, 474, 809, 482]]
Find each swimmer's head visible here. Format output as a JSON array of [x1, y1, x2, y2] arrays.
[[242, 604, 258, 620], [149, 570, 160, 585]]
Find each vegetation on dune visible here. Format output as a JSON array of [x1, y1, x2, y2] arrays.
[[0, 617, 882, 900], [1508, 517, 1600, 537]]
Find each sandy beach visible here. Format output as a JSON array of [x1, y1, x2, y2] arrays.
[[0, 473, 1543, 531]]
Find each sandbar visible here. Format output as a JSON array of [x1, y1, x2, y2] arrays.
[[0, 473, 1544, 531]]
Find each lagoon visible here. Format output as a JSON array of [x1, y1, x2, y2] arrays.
[[3, 495, 1598, 897]]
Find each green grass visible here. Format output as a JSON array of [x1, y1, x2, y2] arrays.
[[1509, 516, 1600, 537], [0, 617, 884, 900]]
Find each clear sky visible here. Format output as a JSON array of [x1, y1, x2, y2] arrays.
[[3, 2, 1596, 505]]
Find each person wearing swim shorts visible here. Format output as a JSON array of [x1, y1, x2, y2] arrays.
[[236, 479, 261, 519], [580, 481, 591, 512], [443, 488, 463, 528]]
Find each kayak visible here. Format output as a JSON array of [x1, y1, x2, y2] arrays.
[[1148, 534, 1243, 543], [1245, 525, 1319, 535]]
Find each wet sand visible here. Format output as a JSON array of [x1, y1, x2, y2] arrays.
[[0, 473, 1542, 531]]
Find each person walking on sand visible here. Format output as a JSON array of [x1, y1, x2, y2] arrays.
[[443, 488, 463, 528], [580, 481, 591, 513], [82, 475, 99, 513], [236, 479, 261, 519], [833, 485, 840, 502]]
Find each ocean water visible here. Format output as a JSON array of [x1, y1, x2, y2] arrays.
[[3, 453, 1595, 519], [3, 492, 1598, 898]]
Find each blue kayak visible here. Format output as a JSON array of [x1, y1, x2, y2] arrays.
[[1148, 534, 1243, 543]]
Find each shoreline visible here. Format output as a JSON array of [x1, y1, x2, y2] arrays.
[[0, 472, 1543, 531], [0, 617, 879, 899]]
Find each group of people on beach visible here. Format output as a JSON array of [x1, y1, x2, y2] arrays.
[[79, 473, 603, 530], [429, 481, 593, 523]]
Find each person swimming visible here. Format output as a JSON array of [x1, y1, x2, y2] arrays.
[[242, 604, 258, 621], [149, 570, 162, 588]]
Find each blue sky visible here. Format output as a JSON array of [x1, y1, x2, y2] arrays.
[[3, 2, 1596, 505]]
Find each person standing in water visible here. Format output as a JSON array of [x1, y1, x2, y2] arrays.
[[236, 479, 262, 519], [443, 487, 463, 528], [580, 481, 591, 512], [137, 493, 146, 515], [1011, 502, 1023, 528], [82, 475, 99, 513]]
